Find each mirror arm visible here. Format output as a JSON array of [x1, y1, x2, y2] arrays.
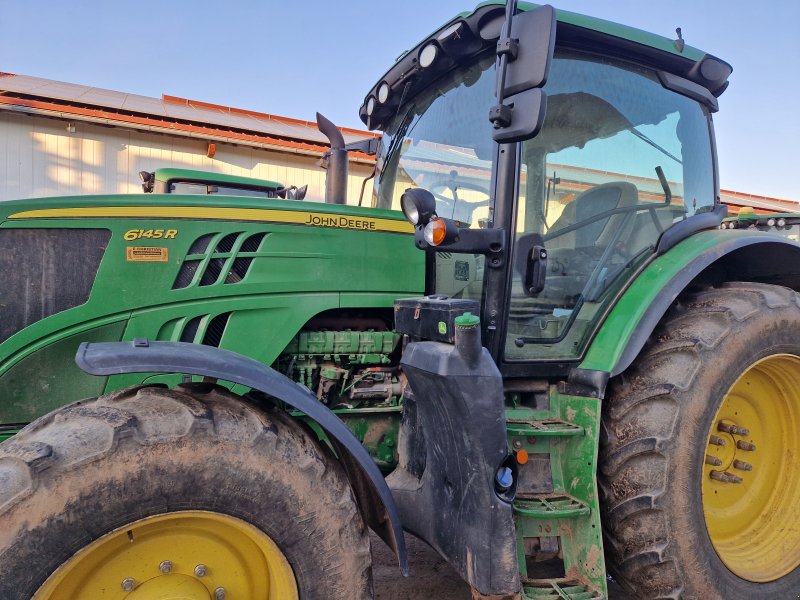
[[414, 227, 507, 269], [489, 0, 519, 130]]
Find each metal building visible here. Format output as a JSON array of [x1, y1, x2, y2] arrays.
[[0, 72, 377, 203]]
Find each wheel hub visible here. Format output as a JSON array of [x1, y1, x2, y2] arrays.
[[702, 354, 800, 582], [33, 511, 298, 599], [128, 574, 210, 599]]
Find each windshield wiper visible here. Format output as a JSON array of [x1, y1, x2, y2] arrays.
[[370, 98, 417, 208], [628, 127, 682, 165]]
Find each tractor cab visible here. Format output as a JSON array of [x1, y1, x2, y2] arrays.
[[365, 2, 729, 370]]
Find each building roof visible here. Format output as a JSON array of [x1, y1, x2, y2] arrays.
[[0, 72, 377, 160], [720, 189, 799, 213], [0, 72, 795, 208]]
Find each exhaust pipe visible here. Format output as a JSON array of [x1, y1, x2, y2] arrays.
[[316, 112, 347, 204]]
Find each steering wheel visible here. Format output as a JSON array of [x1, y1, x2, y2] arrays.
[[427, 172, 491, 223]]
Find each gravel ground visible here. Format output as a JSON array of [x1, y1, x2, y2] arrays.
[[371, 533, 632, 599]]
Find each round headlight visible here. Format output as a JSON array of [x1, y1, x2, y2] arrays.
[[366, 96, 376, 116], [767, 218, 776, 227], [400, 188, 437, 227], [419, 43, 438, 68], [777, 218, 786, 227], [401, 194, 420, 225], [377, 82, 390, 104], [438, 22, 462, 41]]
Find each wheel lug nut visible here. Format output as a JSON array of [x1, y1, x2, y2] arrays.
[[709, 435, 726, 446], [710, 470, 743, 484], [159, 560, 173, 574], [737, 440, 756, 452], [215, 587, 226, 600], [194, 564, 207, 577], [705, 454, 723, 466], [733, 459, 753, 471], [121, 577, 136, 592], [717, 422, 750, 437]]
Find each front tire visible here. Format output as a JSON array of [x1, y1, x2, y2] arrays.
[[600, 282, 800, 599], [0, 383, 373, 600]]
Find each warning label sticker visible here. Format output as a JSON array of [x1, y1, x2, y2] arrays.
[[126, 246, 168, 262]]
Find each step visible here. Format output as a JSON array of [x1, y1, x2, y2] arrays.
[[514, 494, 591, 518], [523, 578, 604, 599], [507, 418, 584, 437]]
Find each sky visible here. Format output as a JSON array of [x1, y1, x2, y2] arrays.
[[1, 0, 797, 200]]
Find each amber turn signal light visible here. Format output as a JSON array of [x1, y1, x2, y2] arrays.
[[423, 217, 458, 246]]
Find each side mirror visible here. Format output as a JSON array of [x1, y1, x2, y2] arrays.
[[502, 5, 556, 97], [492, 89, 547, 143], [139, 171, 155, 193], [491, 4, 556, 143]]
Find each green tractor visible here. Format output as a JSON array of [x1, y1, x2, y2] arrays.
[[138, 167, 309, 200], [1, 2, 798, 599], [721, 206, 800, 242]]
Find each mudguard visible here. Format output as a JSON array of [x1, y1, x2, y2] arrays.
[[75, 339, 409, 575], [388, 336, 519, 596], [576, 232, 800, 387]]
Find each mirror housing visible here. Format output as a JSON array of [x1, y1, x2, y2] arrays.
[[492, 88, 547, 143], [491, 4, 556, 143], [502, 5, 556, 97]]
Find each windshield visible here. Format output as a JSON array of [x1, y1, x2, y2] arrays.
[[373, 53, 496, 227]]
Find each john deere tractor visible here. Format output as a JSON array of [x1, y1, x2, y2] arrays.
[[1, 2, 798, 599]]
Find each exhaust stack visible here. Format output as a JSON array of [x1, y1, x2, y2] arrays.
[[316, 112, 347, 204]]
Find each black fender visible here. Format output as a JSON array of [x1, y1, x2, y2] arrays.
[[75, 339, 408, 575], [612, 235, 800, 378]]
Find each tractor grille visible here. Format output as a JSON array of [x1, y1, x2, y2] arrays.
[[0, 228, 111, 344], [173, 232, 266, 289]]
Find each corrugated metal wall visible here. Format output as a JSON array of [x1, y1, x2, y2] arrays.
[[0, 112, 374, 204]]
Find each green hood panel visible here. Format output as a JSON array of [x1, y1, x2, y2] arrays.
[[0, 195, 423, 425]]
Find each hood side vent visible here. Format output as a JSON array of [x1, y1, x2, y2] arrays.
[[180, 316, 202, 343], [188, 234, 215, 255], [173, 231, 268, 290], [173, 260, 201, 289], [202, 312, 231, 347]]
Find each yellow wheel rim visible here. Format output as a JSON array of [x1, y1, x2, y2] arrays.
[[702, 354, 800, 582], [34, 511, 298, 600]]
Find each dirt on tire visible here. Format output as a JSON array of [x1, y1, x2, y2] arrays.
[[600, 282, 800, 599], [0, 383, 372, 599]]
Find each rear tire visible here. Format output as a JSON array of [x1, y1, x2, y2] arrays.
[[0, 383, 373, 600], [600, 282, 800, 599]]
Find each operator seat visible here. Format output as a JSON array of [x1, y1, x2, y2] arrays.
[[514, 181, 639, 284], [547, 181, 639, 250], [509, 181, 642, 339]]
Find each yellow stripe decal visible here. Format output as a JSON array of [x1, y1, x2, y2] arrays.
[[8, 206, 415, 234]]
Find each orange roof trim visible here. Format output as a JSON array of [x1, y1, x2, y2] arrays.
[[0, 94, 375, 160], [161, 94, 377, 139]]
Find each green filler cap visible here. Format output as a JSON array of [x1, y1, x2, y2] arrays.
[[455, 312, 480, 327]]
